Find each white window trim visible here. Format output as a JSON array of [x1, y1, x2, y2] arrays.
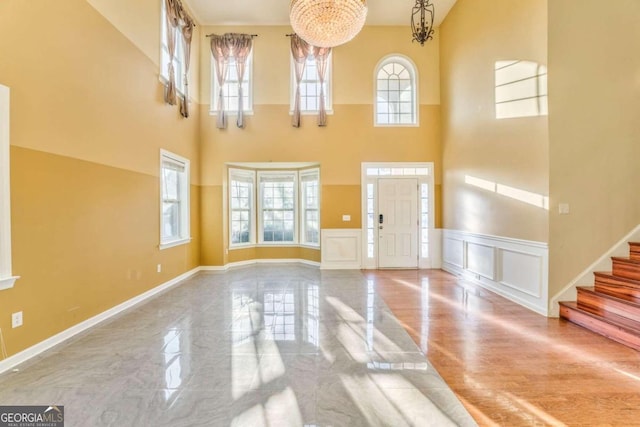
[[229, 168, 256, 248], [361, 162, 435, 269], [159, 0, 186, 97], [159, 149, 191, 250], [209, 51, 254, 116], [289, 54, 334, 115], [0, 84, 18, 290], [227, 164, 321, 249], [257, 171, 298, 246], [373, 54, 420, 128], [299, 168, 321, 247]]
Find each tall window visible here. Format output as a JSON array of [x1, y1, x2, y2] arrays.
[[300, 169, 320, 245], [291, 55, 332, 113], [259, 172, 297, 244], [211, 53, 253, 114], [229, 169, 255, 246], [375, 55, 418, 126], [160, 150, 190, 248], [160, 2, 185, 94]]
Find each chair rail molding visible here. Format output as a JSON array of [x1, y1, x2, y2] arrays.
[[442, 229, 549, 316]]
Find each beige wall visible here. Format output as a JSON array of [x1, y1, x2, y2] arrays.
[[548, 0, 640, 296], [0, 0, 200, 357], [440, 0, 549, 242], [87, 0, 202, 103], [199, 26, 443, 265]]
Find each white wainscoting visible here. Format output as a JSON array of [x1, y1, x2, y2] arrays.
[[442, 229, 549, 316], [321, 229, 362, 270]]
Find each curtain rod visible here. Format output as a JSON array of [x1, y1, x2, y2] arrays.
[[206, 33, 258, 38]]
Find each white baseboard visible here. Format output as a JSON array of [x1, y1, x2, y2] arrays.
[[442, 229, 549, 316], [200, 258, 321, 271], [0, 267, 200, 375], [428, 228, 443, 269], [549, 223, 640, 317]]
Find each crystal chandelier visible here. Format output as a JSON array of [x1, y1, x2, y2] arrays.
[[411, 0, 435, 46], [290, 0, 368, 48]]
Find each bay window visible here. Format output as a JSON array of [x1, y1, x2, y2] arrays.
[[228, 166, 320, 249]]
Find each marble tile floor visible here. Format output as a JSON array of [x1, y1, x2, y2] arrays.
[[0, 265, 476, 427]]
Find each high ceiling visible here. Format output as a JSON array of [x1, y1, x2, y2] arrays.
[[185, 0, 458, 27]]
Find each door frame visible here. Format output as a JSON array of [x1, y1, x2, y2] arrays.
[[361, 162, 435, 269]]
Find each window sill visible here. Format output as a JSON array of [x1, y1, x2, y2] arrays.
[[230, 243, 320, 249], [229, 244, 254, 250], [158, 75, 186, 99], [209, 110, 254, 116], [299, 244, 320, 250], [255, 243, 320, 250], [373, 122, 419, 128], [159, 237, 192, 250], [0, 276, 19, 291], [289, 110, 334, 116]]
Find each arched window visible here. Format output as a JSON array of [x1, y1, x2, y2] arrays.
[[375, 55, 418, 126]]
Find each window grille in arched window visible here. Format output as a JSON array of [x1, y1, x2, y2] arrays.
[[375, 56, 418, 126]]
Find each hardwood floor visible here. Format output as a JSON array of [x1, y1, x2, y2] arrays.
[[367, 269, 640, 427]]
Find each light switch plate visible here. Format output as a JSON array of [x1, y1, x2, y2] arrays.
[[559, 203, 570, 215]]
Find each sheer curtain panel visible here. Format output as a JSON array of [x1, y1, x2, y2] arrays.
[[290, 35, 310, 128]]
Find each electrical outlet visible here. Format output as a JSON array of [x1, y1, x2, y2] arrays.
[[342, 215, 351, 221], [12, 311, 23, 328], [157, 264, 162, 273]]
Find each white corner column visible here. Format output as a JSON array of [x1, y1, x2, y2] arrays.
[[0, 84, 19, 290]]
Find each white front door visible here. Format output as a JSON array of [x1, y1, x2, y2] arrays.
[[378, 178, 418, 268]]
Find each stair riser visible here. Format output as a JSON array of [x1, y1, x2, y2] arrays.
[[595, 274, 640, 291], [577, 290, 640, 323], [595, 280, 640, 304], [631, 244, 640, 261], [612, 261, 640, 281], [560, 306, 640, 351]]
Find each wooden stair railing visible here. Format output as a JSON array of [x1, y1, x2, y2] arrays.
[[559, 242, 640, 351]]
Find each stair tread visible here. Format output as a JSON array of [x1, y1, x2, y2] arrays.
[[559, 301, 640, 333], [595, 271, 640, 285], [577, 286, 640, 307], [612, 256, 640, 264]]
